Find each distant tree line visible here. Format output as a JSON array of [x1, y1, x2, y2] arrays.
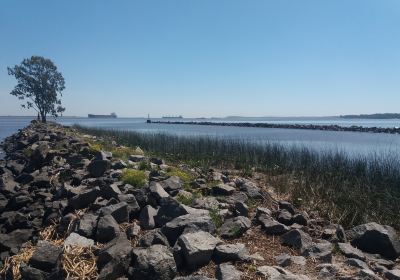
[[340, 113, 400, 119]]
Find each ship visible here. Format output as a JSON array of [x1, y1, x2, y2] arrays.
[[162, 115, 183, 119], [88, 112, 117, 118]]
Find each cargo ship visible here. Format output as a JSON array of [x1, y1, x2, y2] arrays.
[[162, 115, 183, 119], [88, 113, 117, 118]]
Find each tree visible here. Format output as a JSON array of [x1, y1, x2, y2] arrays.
[[8, 56, 66, 123]]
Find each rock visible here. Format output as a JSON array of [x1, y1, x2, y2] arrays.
[[337, 242, 366, 260], [0, 229, 33, 252], [129, 155, 146, 162], [257, 266, 310, 280], [150, 157, 164, 165], [154, 197, 189, 227], [345, 258, 370, 270], [234, 201, 248, 217], [68, 187, 100, 210], [87, 159, 110, 177], [162, 213, 216, 245], [64, 232, 94, 247], [76, 213, 98, 238], [257, 214, 289, 235], [178, 231, 221, 269], [385, 270, 400, 280], [281, 229, 313, 254], [96, 215, 121, 243], [277, 209, 293, 226], [99, 183, 122, 199], [149, 182, 170, 202], [100, 202, 129, 223], [139, 205, 158, 230], [212, 184, 235, 196], [139, 229, 170, 247], [118, 193, 141, 215], [20, 263, 48, 280], [159, 176, 183, 196], [220, 216, 251, 239], [292, 213, 308, 226], [174, 276, 215, 280], [29, 241, 62, 273], [131, 245, 177, 280], [7, 195, 33, 210], [31, 142, 49, 164], [216, 263, 242, 280], [358, 269, 382, 280], [95, 151, 112, 161], [126, 222, 141, 239], [321, 224, 347, 243], [255, 207, 272, 218], [347, 222, 400, 260], [112, 160, 128, 170], [214, 243, 249, 263], [275, 254, 306, 267], [238, 181, 262, 199], [303, 241, 332, 263], [97, 236, 132, 276], [278, 201, 295, 215]]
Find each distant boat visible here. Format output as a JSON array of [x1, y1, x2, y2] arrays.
[[162, 115, 183, 119], [88, 113, 117, 118]]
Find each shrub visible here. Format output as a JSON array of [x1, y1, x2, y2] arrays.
[[121, 169, 147, 187]]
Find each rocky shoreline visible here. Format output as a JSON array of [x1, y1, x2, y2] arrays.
[[0, 121, 399, 279], [151, 121, 400, 134]]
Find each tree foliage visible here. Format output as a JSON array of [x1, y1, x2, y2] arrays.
[[8, 56, 65, 122]]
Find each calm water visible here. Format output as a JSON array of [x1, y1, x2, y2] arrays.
[[1, 116, 400, 158]]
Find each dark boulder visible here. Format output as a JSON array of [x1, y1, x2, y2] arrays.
[[347, 222, 400, 260], [162, 213, 216, 245], [220, 216, 251, 239], [0, 229, 33, 253], [87, 159, 110, 177], [76, 213, 98, 238], [100, 202, 129, 223], [281, 229, 313, 254], [68, 187, 100, 210], [154, 197, 188, 227], [96, 214, 121, 243], [29, 241, 62, 273], [130, 245, 177, 280], [97, 236, 132, 279]]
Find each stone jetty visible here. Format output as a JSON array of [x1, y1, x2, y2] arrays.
[[152, 121, 400, 134], [0, 121, 399, 279]]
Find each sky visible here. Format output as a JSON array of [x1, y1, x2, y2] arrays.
[[0, 0, 400, 118]]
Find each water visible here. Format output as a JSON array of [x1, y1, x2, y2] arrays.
[[1, 116, 400, 158]]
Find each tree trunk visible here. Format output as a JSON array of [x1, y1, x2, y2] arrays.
[[40, 113, 46, 123]]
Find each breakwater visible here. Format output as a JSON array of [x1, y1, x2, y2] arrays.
[[151, 121, 400, 134]]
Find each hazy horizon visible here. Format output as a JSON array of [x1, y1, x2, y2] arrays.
[[1, 1, 400, 117]]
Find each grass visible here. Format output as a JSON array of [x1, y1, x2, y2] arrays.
[[74, 125, 400, 229], [165, 166, 195, 190], [121, 169, 147, 187], [209, 207, 223, 230]]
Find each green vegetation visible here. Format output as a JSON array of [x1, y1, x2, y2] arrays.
[[209, 207, 223, 229], [74, 126, 400, 229], [165, 166, 195, 190], [121, 169, 147, 187], [22, 147, 33, 158], [175, 192, 195, 206], [138, 161, 152, 171]]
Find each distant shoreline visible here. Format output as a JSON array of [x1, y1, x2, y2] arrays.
[[151, 121, 400, 134]]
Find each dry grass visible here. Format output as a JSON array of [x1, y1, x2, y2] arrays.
[[0, 243, 35, 280], [61, 246, 98, 280]]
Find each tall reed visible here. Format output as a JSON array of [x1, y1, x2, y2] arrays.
[[75, 125, 400, 229]]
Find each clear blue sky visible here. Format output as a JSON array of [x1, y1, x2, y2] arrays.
[[1, 0, 399, 117]]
